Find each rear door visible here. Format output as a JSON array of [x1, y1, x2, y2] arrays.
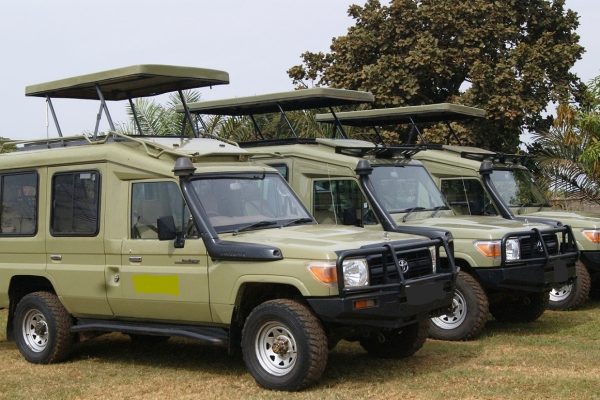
[[45, 165, 112, 317]]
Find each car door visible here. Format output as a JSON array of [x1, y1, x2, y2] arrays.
[[106, 180, 211, 323], [45, 165, 113, 317]]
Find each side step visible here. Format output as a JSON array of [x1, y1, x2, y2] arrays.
[[72, 318, 229, 347]]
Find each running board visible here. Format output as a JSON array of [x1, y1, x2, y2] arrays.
[[72, 318, 229, 347]]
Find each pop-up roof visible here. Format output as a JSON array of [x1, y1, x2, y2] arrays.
[[315, 103, 485, 126], [315, 103, 486, 146], [181, 88, 374, 115], [26, 64, 229, 100], [26, 64, 229, 138]]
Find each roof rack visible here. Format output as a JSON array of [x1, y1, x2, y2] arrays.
[[3, 131, 244, 160], [26, 64, 230, 140], [176, 87, 374, 140], [333, 143, 444, 158], [315, 103, 486, 146], [459, 150, 528, 164]]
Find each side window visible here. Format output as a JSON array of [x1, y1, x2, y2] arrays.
[[269, 164, 289, 181], [50, 171, 100, 236], [131, 181, 195, 239], [313, 179, 375, 226], [51, 171, 100, 236], [0, 172, 38, 235], [440, 178, 497, 216]]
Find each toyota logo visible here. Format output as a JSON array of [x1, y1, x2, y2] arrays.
[[535, 240, 544, 253], [398, 259, 409, 273]]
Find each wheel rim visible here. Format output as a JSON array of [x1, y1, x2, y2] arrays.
[[22, 309, 49, 352], [254, 321, 298, 376], [549, 283, 573, 302], [431, 289, 467, 330]]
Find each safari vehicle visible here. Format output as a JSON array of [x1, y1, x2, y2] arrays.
[[181, 90, 578, 340], [0, 66, 456, 392], [377, 103, 599, 309]]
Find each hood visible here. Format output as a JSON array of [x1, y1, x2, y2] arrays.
[[221, 224, 427, 260], [513, 208, 600, 230], [393, 212, 551, 240]]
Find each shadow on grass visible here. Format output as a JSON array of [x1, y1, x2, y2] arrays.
[[67, 332, 479, 388], [71, 333, 246, 375]]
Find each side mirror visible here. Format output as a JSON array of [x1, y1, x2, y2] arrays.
[[157, 216, 185, 248]]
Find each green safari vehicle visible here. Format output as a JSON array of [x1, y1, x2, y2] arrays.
[[0, 66, 456, 391], [181, 90, 578, 341], [380, 103, 599, 309]]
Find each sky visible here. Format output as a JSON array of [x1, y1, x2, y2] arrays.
[[0, 0, 598, 141]]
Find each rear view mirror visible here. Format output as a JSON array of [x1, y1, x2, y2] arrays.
[[157, 216, 185, 248]]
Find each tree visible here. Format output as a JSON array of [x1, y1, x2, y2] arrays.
[[118, 90, 202, 136], [530, 75, 600, 204], [288, 0, 584, 152]]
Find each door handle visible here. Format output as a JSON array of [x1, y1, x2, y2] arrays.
[[129, 256, 142, 263], [50, 254, 62, 261]]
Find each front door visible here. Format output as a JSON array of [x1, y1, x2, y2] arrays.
[[106, 180, 211, 323]]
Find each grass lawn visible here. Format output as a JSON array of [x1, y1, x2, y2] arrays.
[[1, 301, 599, 400]]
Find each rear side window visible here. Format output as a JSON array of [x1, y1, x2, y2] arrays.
[[0, 172, 38, 235], [51, 171, 100, 236], [269, 164, 289, 181]]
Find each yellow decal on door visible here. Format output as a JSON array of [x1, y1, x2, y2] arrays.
[[132, 275, 179, 296]]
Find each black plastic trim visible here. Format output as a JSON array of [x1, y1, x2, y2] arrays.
[[72, 318, 228, 347]]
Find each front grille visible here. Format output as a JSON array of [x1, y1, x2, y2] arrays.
[[367, 248, 433, 285], [519, 233, 559, 259]]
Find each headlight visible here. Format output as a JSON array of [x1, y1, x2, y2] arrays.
[[505, 238, 521, 261], [582, 229, 600, 243], [342, 258, 369, 287]]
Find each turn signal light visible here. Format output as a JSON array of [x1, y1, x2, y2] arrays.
[[582, 230, 600, 244], [308, 262, 338, 284], [353, 299, 377, 310], [474, 241, 501, 258]]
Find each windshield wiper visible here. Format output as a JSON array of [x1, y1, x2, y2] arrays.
[[281, 217, 314, 227], [401, 207, 427, 222], [430, 205, 449, 218], [233, 220, 279, 235]]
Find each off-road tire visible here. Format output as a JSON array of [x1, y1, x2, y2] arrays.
[[13, 291, 74, 364], [241, 299, 328, 391], [490, 291, 549, 323], [548, 261, 591, 310], [360, 320, 429, 358], [429, 271, 489, 341]]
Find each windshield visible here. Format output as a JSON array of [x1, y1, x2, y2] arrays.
[[190, 173, 312, 233], [489, 169, 549, 207], [370, 166, 448, 213]]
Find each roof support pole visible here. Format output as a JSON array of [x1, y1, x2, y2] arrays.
[[445, 121, 463, 146], [93, 101, 104, 139], [372, 125, 386, 147], [249, 114, 264, 139], [178, 89, 199, 138], [45, 95, 63, 138], [95, 85, 115, 133], [328, 107, 348, 139], [128, 98, 143, 136], [407, 116, 425, 144], [276, 103, 298, 138]]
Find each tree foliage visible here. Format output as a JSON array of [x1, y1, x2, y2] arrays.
[[529, 76, 600, 203], [288, 0, 584, 152], [118, 90, 202, 136]]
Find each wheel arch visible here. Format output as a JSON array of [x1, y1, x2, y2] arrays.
[[7, 275, 56, 341]]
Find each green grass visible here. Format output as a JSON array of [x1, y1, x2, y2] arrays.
[[1, 302, 600, 399]]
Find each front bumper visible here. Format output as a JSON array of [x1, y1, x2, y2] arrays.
[[307, 238, 456, 329], [476, 226, 578, 292], [307, 273, 455, 329]]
